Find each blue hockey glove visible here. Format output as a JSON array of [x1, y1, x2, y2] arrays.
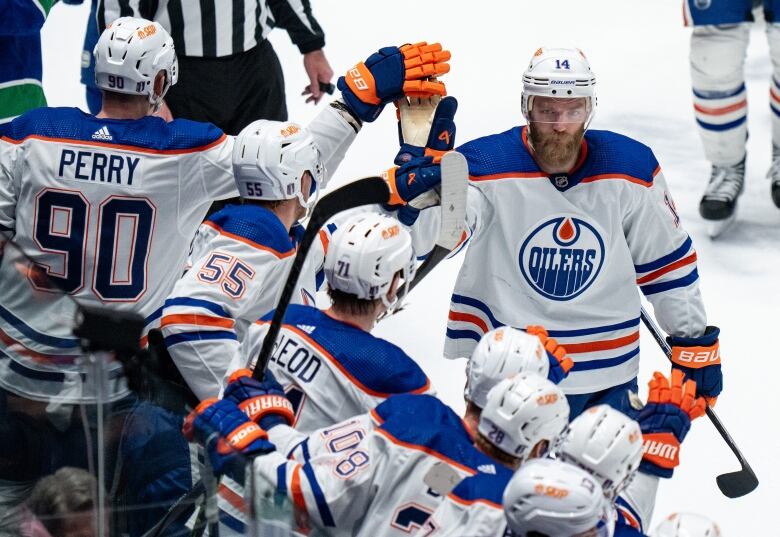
[[182, 398, 274, 476], [338, 42, 450, 122], [637, 370, 705, 478], [668, 325, 722, 405], [526, 325, 574, 384], [224, 369, 295, 430]]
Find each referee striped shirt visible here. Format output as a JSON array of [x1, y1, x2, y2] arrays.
[[97, 0, 325, 58]]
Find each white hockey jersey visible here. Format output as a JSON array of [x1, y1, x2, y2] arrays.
[[157, 103, 360, 400], [0, 107, 237, 402], [248, 394, 500, 536], [444, 126, 707, 394]]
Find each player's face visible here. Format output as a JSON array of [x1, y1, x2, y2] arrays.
[[528, 97, 586, 171]]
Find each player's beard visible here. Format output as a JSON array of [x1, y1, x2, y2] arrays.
[[529, 125, 585, 171]]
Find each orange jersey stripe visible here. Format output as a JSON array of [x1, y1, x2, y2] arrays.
[[447, 491, 502, 510], [375, 427, 477, 476], [202, 220, 295, 259], [448, 311, 489, 334], [636, 252, 697, 285], [693, 100, 747, 116], [1, 133, 227, 155], [563, 331, 639, 353], [318, 229, 330, 255], [160, 313, 235, 329], [579, 173, 652, 188], [218, 483, 246, 513], [290, 465, 308, 513], [469, 171, 546, 182]]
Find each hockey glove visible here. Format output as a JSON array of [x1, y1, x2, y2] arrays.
[[526, 325, 574, 385], [338, 42, 450, 122], [395, 96, 458, 164], [224, 369, 295, 430], [667, 325, 722, 405], [182, 398, 274, 476], [637, 370, 706, 479]]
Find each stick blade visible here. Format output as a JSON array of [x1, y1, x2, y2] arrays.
[[437, 151, 469, 250], [716, 468, 759, 498]]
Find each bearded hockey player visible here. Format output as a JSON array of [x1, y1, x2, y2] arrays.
[[155, 42, 451, 400], [183, 372, 569, 535], [433, 46, 722, 418], [225, 212, 432, 432]]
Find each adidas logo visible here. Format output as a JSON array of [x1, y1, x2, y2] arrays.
[[296, 324, 316, 334], [477, 464, 496, 474], [91, 126, 112, 141]]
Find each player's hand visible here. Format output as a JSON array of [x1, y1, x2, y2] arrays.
[[338, 42, 450, 123], [182, 398, 275, 476], [224, 369, 295, 430], [637, 370, 706, 479], [382, 155, 442, 214], [302, 49, 334, 105], [526, 325, 574, 384], [395, 95, 458, 164], [667, 325, 722, 406]]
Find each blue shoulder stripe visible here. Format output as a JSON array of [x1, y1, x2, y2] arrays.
[[205, 205, 294, 256], [450, 469, 513, 506], [302, 462, 335, 527], [640, 268, 699, 296]]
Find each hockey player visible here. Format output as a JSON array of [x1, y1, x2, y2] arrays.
[[426, 46, 722, 418], [560, 371, 706, 535], [185, 372, 569, 535], [223, 213, 432, 433], [685, 0, 780, 232], [503, 458, 613, 537], [653, 512, 722, 536], [158, 44, 452, 401]]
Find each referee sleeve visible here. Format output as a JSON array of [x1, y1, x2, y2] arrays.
[[97, 0, 157, 32], [266, 0, 325, 54]]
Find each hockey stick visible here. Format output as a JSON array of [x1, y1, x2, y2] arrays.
[[639, 306, 758, 498], [409, 151, 469, 291], [252, 176, 390, 378], [143, 177, 390, 537]]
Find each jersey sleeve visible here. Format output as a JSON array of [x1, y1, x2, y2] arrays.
[[251, 427, 381, 531], [198, 135, 240, 201], [307, 102, 360, 190], [160, 226, 291, 400], [625, 165, 707, 338], [0, 138, 20, 235]]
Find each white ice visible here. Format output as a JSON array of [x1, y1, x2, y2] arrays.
[[41, 1, 779, 533]]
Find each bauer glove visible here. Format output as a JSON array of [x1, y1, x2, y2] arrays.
[[637, 370, 706, 478], [526, 325, 574, 385], [667, 325, 722, 405], [224, 369, 295, 430], [338, 42, 450, 123], [182, 398, 274, 476]]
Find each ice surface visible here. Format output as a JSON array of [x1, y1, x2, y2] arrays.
[[41, 1, 778, 532]]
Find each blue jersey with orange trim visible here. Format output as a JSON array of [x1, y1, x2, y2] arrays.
[[418, 463, 513, 536], [249, 394, 500, 536], [228, 304, 433, 434], [443, 126, 707, 395], [0, 107, 236, 402]]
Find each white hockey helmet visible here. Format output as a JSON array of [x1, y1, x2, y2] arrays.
[[504, 458, 613, 537], [559, 405, 643, 500], [465, 327, 549, 409], [653, 513, 722, 537], [477, 373, 569, 462], [232, 120, 325, 210], [521, 47, 597, 128], [324, 213, 416, 312], [93, 17, 178, 109]]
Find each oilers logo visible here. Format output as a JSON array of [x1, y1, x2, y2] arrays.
[[518, 216, 605, 301]]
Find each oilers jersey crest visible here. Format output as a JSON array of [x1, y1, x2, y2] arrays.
[[445, 126, 708, 395]]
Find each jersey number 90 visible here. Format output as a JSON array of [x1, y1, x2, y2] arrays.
[[32, 188, 155, 301]]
